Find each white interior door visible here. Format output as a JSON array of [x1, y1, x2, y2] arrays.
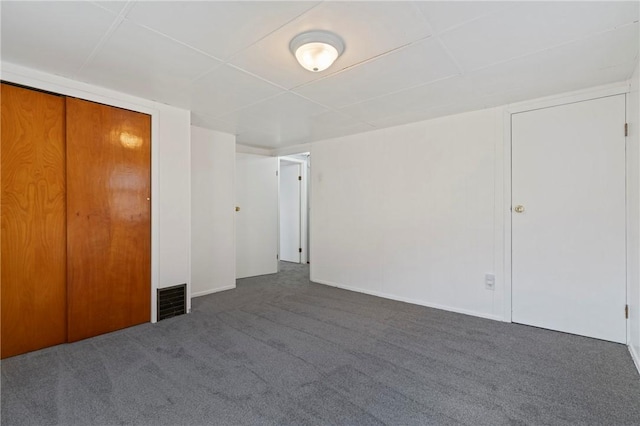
[[279, 161, 301, 263], [512, 95, 626, 343], [236, 153, 278, 279]]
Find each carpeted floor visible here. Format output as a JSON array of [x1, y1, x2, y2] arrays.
[[2, 262, 640, 425]]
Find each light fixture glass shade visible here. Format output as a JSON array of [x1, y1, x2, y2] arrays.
[[294, 42, 339, 72], [290, 30, 345, 73]]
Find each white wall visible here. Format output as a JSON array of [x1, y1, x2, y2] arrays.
[[628, 60, 640, 370], [191, 126, 236, 297], [311, 108, 504, 320], [310, 84, 637, 337], [2, 63, 191, 321], [158, 108, 191, 297]]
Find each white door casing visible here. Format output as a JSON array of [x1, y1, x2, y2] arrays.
[[511, 94, 626, 343], [279, 161, 302, 263]]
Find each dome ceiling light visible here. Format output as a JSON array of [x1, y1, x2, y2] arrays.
[[289, 30, 345, 73]]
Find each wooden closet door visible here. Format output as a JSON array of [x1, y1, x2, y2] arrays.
[[1, 83, 67, 358], [66, 98, 151, 342]]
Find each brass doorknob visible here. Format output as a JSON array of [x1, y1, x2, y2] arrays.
[[514, 205, 525, 213], [235, 206, 240, 212]]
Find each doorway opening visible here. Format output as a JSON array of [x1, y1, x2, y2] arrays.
[[278, 153, 310, 266]]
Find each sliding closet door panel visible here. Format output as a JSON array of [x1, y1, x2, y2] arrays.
[[1, 83, 67, 358], [66, 98, 151, 342]]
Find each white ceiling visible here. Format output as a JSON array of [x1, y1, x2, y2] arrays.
[[2, 1, 638, 149]]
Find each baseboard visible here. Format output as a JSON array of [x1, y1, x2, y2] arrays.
[[312, 278, 503, 322], [191, 285, 235, 298], [629, 344, 640, 376]]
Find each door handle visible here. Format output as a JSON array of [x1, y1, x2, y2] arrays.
[[514, 205, 525, 213], [235, 206, 241, 212]]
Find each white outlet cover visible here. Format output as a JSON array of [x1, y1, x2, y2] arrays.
[[485, 273, 495, 290]]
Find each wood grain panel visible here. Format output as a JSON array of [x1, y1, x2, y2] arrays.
[[66, 97, 151, 342], [1, 83, 67, 358]]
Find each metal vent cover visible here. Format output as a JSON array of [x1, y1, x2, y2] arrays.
[[157, 284, 186, 321]]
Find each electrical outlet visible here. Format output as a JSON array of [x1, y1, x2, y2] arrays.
[[485, 273, 495, 290]]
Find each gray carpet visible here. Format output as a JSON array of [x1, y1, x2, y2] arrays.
[[2, 262, 640, 426]]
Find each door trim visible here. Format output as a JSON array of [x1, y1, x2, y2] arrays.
[[278, 155, 309, 266], [501, 83, 630, 343]]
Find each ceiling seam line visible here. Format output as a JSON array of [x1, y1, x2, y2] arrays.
[[224, 63, 292, 92], [290, 35, 435, 91], [75, 1, 140, 77], [74, 14, 126, 78], [435, 36, 465, 76], [130, 21, 226, 63], [190, 64, 227, 85], [329, 73, 463, 111], [282, 91, 378, 129], [222, 1, 324, 65], [469, 21, 639, 75], [200, 92, 285, 121], [433, 3, 520, 38]]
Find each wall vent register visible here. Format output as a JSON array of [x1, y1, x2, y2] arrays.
[[157, 284, 187, 321]]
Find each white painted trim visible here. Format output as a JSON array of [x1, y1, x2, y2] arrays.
[[236, 143, 273, 156], [502, 109, 513, 323], [278, 157, 308, 265], [191, 285, 236, 298], [629, 344, 640, 375], [280, 157, 306, 165], [492, 108, 508, 322], [503, 83, 632, 341], [312, 278, 504, 322], [186, 125, 192, 315], [277, 159, 281, 270], [279, 153, 311, 265], [232, 146, 238, 286], [626, 91, 632, 346], [2, 62, 163, 323]]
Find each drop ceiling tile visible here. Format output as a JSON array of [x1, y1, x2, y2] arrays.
[[91, 1, 129, 15], [218, 93, 332, 146], [467, 23, 639, 99], [368, 102, 483, 129], [294, 37, 459, 109], [1, 1, 117, 77], [237, 119, 320, 148], [311, 110, 366, 130], [470, 59, 635, 113], [78, 20, 221, 108], [190, 65, 283, 119], [311, 120, 377, 143], [126, 1, 320, 60], [236, 130, 281, 149], [3, 1, 637, 151], [440, 1, 640, 72], [190, 113, 238, 136], [228, 1, 432, 89], [416, 1, 510, 35], [215, 92, 329, 131], [339, 76, 475, 124]]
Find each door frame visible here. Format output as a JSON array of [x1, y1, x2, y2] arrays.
[[2, 66, 163, 323], [278, 155, 309, 267], [501, 82, 630, 343], [278, 159, 302, 263]]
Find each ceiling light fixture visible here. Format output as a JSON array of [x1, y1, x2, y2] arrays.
[[289, 30, 345, 73]]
